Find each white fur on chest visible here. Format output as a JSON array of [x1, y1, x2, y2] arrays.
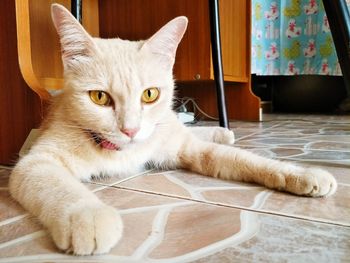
[[65, 143, 154, 181]]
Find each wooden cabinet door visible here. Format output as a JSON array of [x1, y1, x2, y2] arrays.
[[215, 0, 250, 83], [98, 0, 212, 81], [100, 0, 251, 83]]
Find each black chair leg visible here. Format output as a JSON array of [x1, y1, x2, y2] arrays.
[[71, 0, 82, 23], [209, 0, 229, 128], [322, 0, 350, 111]]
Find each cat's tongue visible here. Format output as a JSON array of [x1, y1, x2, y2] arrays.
[[100, 139, 119, 150]]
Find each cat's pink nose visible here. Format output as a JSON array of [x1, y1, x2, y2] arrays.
[[121, 128, 139, 138]]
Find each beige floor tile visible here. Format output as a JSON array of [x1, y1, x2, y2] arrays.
[[88, 169, 159, 187], [262, 184, 350, 226], [0, 187, 186, 259], [117, 169, 350, 226], [313, 165, 350, 185], [110, 210, 158, 256], [0, 216, 42, 244], [1, 186, 348, 262], [96, 187, 186, 210], [0, 191, 26, 222], [194, 213, 350, 263], [148, 203, 241, 259], [234, 145, 350, 166]]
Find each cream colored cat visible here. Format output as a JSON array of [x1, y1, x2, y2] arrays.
[[9, 4, 337, 256]]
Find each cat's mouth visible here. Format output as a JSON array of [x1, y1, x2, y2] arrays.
[[88, 131, 120, 151]]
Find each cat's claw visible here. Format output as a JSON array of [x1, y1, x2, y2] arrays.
[[213, 128, 235, 145], [51, 204, 123, 255]]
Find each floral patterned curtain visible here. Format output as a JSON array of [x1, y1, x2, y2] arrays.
[[251, 0, 350, 75]]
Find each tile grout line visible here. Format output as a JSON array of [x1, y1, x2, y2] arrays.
[[0, 214, 28, 227], [234, 143, 350, 154], [278, 156, 350, 166], [131, 206, 172, 260], [91, 169, 181, 188], [0, 170, 158, 250], [119, 202, 190, 215], [90, 169, 164, 191], [231, 145, 350, 168], [90, 169, 156, 192], [234, 122, 288, 142], [0, 170, 156, 229], [0, 230, 46, 250], [0, 169, 172, 231], [112, 185, 350, 228]]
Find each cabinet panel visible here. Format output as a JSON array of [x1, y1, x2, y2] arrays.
[[212, 0, 250, 82], [99, 0, 251, 83], [20, 0, 252, 90], [98, 0, 211, 81]]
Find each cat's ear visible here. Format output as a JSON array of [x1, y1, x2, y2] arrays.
[[142, 17, 188, 68], [51, 4, 97, 68]]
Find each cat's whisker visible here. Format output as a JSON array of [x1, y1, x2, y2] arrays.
[[43, 122, 121, 138], [36, 133, 96, 144]]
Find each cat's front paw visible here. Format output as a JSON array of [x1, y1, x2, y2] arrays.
[[213, 128, 235, 145], [286, 168, 337, 197], [51, 204, 123, 255]]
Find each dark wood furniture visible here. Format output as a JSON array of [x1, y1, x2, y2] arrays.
[[0, 0, 42, 165]]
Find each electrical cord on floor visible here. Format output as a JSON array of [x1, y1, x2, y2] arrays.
[[174, 97, 219, 122]]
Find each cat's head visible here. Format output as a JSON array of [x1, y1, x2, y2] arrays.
[[51, 4, 187, 150]]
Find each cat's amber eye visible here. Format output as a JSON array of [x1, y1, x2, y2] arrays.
[[89, 90, 111, 106], [141, 88, 160, 104]]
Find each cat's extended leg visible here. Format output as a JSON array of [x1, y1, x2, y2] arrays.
[[9, 154, 123, 255], [188, 126, 235, 145], [176, 136, 337, 197]]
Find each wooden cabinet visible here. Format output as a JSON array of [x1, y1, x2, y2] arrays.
[[99, 0, 251, 84], [98, 0, 259, 120], [16, 0, 259, 121], [99, 0, 212, 82]]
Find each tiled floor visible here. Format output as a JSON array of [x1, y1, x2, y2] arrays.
[[0, 114, 349, 262]]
